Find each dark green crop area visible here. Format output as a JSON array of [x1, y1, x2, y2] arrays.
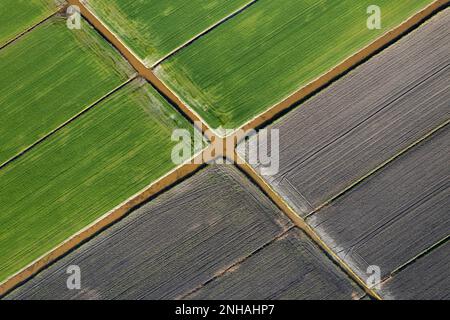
[[0, 80, 202, 283], [0, 0, 56, 46], [87, 0, 251, 66], [0, 16, 134, 165], [156, 0, 434, 129]]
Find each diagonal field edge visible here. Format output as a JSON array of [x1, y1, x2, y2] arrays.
[[389, 234, 449, 277], [230, 0, 450, 140], [233, 153, 383, 300], [373, 235, 449, 292], [0, 77, 137, 171], [300, 121, 449, 292], [0, 7, 63, 52]]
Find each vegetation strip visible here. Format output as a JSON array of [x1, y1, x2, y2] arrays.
[[179, 226, 295, 299], [0, 9, 60, 51], [389, 235, 450, 277], [378, 240, 449, 299]]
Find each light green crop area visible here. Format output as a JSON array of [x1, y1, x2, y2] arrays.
[[0, 80, 203, 282], [0, 0, 57, 46], [156, 0, 434, 129], [87, 0, 251, 66], [0, 17, 134, 165]]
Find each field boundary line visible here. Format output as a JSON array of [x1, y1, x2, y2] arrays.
[[304, 119, 450, 220], [375, 235, 449, 292], [70, 0, 450, 142], [230, 0, 450, 138], [0, 77, 137, 171], [0, 149, 208, 297], [0, 7, 63, 51], [233, 152, 382, 300], [67, 0, 215, 141], [389, 235, 449, 277], [150, 0, 259, 68], [179, 225, 295, 300], [267, 62, 449, 190]]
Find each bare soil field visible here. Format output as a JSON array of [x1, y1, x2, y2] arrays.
[[238, 10, 450, 216], [308, 125, 449, 292]]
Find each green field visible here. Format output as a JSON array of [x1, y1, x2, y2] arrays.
[[0, 16, 133, 165], [0, 80, 202, 283], [155, 0, 434, 129], [87, 0, 251, 66], [0, 0, 57, 46]]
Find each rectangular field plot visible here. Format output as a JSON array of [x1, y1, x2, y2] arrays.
[[0, 0, 56, 46], [0, 80, 200, 283], [6, 166, 292, 300], [307, 125, 450, 287], [238, 10, 450, 216], [87, 0, 251, 66], [155, 0, 434, 129], [187, 229, 364, 300], [379, 242, 449, 300], [0, 16, 134, 165]]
